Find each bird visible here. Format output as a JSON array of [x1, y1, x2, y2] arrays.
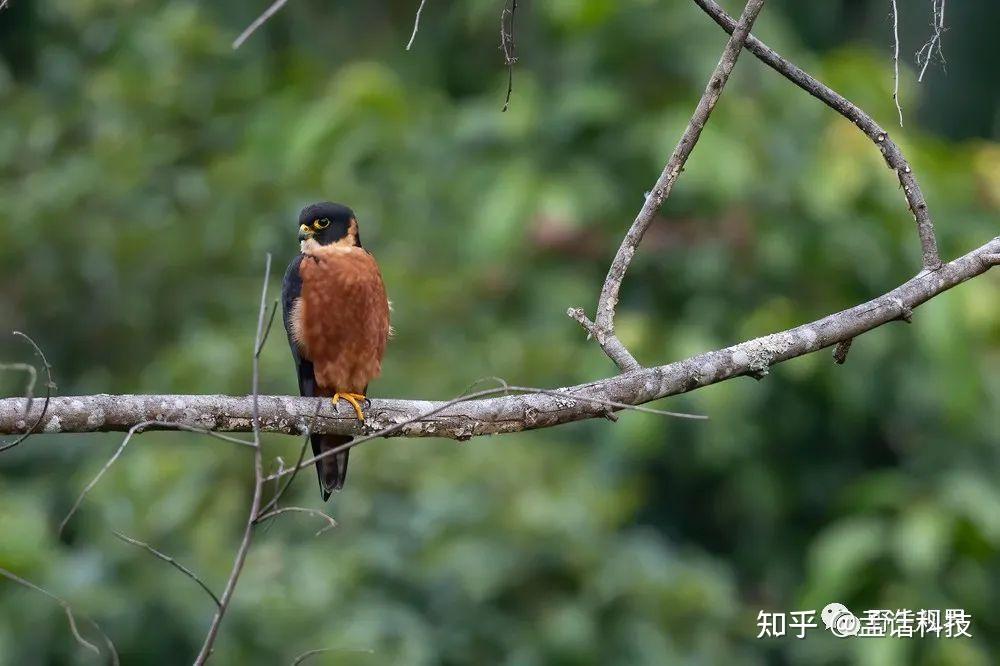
[[281, 202, 391, 499]]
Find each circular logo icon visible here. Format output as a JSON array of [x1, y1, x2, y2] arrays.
[[821, 603, 860, 638]]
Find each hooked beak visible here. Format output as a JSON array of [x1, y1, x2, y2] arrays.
[[298, 224, 314, 242]]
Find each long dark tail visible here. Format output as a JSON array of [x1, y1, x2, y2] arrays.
[[311, 434, 350, 501]]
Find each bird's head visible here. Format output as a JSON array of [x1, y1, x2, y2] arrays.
[[297, 202, 362, 250]]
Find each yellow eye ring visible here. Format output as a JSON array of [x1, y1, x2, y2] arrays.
[[314, 218, 331, 230]]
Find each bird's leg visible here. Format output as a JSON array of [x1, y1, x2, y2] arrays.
[[331, 392, 367, 422]]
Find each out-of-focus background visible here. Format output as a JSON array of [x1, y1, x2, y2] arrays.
[[0, 0, 997, 663]]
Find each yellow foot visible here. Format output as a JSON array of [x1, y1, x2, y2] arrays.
[[332, 393, 366, 422]]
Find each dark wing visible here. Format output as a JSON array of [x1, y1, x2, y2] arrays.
[[281, 252, 350, 500], [282, 253, 315, 397]]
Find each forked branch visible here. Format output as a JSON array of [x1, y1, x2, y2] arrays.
[[572, 0, 766, 372], [693, 0, 941, 270]]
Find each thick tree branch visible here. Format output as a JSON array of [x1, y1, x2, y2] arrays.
[[4, 237, 995, 442], [693, 0, 941, 270], [576, 0, 766, 372]]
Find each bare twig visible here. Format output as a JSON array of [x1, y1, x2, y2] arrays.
[[693, 0, 941, 269], [255, 506, 338, 536], [574, 0, 766, 372], [916, 0, 947, 82], [567, 308, 644, 374], [406, 0, 428, 51], [0, 566, 119, 664], [112, 531, 222, 608], [257, 299, 280, 357], [889, 0, 904, 126], [500, 0, 518, 112], [292, 647, 375, 665], [232, 0, 290, 49], [58, 421, 253, 536], [260, 456, 286, 536], [0, 331, 54, 454], [59, 420, 152, 536], [194, 254, 272, 664]]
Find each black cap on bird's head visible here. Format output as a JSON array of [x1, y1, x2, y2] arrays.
[[297, 201, 361, 247]]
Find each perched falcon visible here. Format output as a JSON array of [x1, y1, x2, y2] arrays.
[[281, 202, 391, 499]]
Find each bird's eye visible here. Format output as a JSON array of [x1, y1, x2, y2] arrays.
[[314, 218, 331, 230]]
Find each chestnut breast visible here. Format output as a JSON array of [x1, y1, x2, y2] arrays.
[[293, 243, 390, 395]]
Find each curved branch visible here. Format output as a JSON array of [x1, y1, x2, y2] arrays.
[[3, 237, 995, 442], [582, 0, 766, 372], [255, 506, 338, 535], [0, 331, 55, 453], [112, 531, 222, 608], [693, 0, 941, 269], [0, 566, 118, 663]]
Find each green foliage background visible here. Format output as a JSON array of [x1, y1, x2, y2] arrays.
[[0, 0, 997, 664]]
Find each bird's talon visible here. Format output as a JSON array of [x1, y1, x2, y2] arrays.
[[332, 392, 367, 422]]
